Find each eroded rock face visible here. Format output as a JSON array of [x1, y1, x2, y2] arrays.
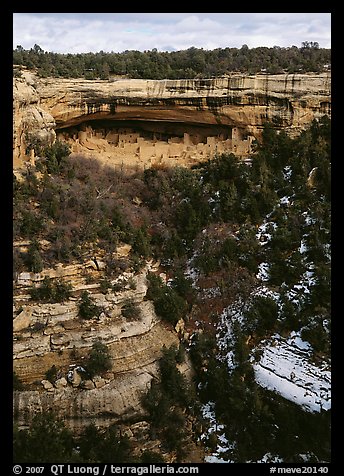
[[13, 260, 183, 428], [13, 71, 56, 167], [36, 74, 331, 131], [13, 71, 331, 166]]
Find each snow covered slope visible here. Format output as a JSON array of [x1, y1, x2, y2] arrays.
[[252, 332, 331, 413]]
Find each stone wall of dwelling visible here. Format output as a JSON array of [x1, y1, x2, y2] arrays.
[[59, 123, 255, 164]]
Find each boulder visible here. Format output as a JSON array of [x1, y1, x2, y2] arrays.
[[55, 377, 68, 389], [93, 376, 106, 388], [175, 318, 185, 334], [50, 333, 70, 348], [71, 368, 82, 388], [13, 307, 33, 332], [82, 380, 95, 390], [41, 379, 54, 391]]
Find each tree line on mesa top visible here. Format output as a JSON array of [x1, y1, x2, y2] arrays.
[[13, 42, 330, 79]]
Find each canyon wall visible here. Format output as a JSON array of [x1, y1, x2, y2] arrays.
[[12, 71, 331, 459], [13, 254, 192, 430], [13, 71, 331, 167]]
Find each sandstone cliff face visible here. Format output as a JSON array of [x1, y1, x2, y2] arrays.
[[13, 258, 184, 429], [13, 72, 56, 167], [42, 74, 331, 131], [13, 71, 331, 165]]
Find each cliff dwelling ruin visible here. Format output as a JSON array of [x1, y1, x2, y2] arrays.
[[14, 72, 331, 170], [56, 119, 254, 168]]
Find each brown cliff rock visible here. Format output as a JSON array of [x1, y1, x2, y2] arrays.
[[13, 72, 331, 166], [13, 71, 56, 167], [13, 261, 185, 429]]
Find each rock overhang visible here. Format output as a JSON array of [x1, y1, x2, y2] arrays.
[[13, 72, 331, 166]]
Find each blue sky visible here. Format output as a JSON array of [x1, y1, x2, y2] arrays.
[[13, 13, 331, 53]]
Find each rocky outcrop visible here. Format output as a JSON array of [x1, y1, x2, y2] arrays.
[[13, 71, 56, 167], [14, 369, 157, 430], [13, 71, 331, 166], [36, 73, 331, 132], [13, 259, 184, 428]]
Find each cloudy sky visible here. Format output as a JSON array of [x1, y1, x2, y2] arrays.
[[13, 13, 331, 54]]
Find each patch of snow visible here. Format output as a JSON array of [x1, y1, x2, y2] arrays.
[[302, 211, 316, 226], [288, 331, 312, 352], [256, 262, 270, 281], [284, 268, 317, 306], [254, 285, 281, 303], [279, 195, 291, 206], [323, 243, 331, 260], [204, 455, 230, 463], [299, 240, 308, 254], [283, 166, 292, 180], [255, 453, 284, 463], [223, 349, 236, 372], [216, 286, 282, 370], [323, 319, 330, 332], [256, 221, 278, 245], [216, 300, 244, 349], [201, 287, 222, 299], [185, 252, 200, 289], [253, 335, 331, 413], [293, 266, 317, 298], [201, 402, 234, 463]]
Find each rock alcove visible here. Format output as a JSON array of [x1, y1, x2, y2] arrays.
[[56, 118, 253, 168], [14, 72, 331, 168]]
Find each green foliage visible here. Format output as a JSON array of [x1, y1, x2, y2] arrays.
[[131, 226, 152, 258], [19, 210, 44, 238], [142, 344, 198, 460], [25, 240, 44, 273], [45, 365, 58, 384], [13, 413, 133, 463], [189, 332, 217, 371], [140, 450, 165, 463], [85, 340, 112, 377], [146, 273, 187, 326], [191, 315, 331, 462], [193, 237, 220, 275], [14, 44, 331, 79], [13, 412, 75, 463], [195, 151, 279, 225], [121, 298, 141, 320], [174, 201, 199, 238], [13, 371, 24, 390], [146, 272, 164, 300], [99, 278, 112, 294], [42, 140, 71, 174], [29, 276, 73, 302], [12, 114, 331, 463], [169, 269, 195, 304], [197, 153, 240, 184], [146, 273, 192, 325], [277, 294, 302, 333], [301, 316, 330, 354], [154, 288, 187, 326], [159, 345, 193, 406], [77, 423, 131, 463], [78, 291, 102, 320], [243, 295, 279, 337]]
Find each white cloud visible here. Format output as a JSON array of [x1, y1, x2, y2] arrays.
[[13, 13, 331, 53]]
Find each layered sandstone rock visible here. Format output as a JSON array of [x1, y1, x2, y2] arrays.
[[13, 71, 56, 167], [13, 260, 184, 428], [35, 73, 331, 132], [13, 71, 331, 166]]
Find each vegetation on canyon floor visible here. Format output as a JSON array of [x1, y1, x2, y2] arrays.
[[13, 116, 331, 462]]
